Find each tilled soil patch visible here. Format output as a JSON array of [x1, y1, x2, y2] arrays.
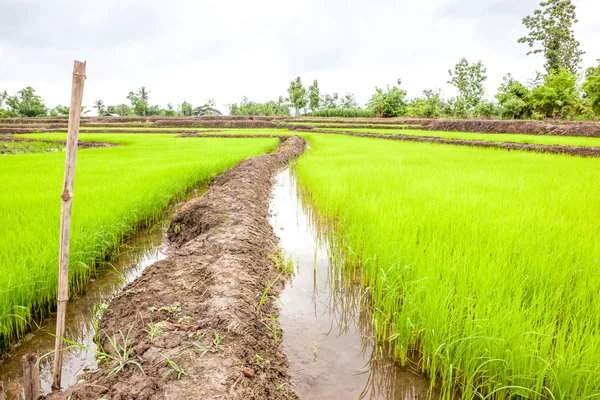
[[45, 136, 306, 400], [416, 119, 600, 138], [0, 135, 117, 149], [311, 130, 600, 158], [177, 132, 289, 141]]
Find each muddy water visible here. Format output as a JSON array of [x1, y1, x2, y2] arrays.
[[269, 168, 438, 400], [0, 209, 177, 398]]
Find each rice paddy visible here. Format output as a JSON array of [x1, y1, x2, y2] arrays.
[[322, 127, 600, 147], [1, 117, 599, 399], [0, 133, 278, 350], [294, 133, 600, 398]]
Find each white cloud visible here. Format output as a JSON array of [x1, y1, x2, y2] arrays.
[[0, 0, 598, 113]]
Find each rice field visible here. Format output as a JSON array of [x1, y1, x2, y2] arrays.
[[295, 133, 600, 398], [2, 117, 599, 398], [322, 127, 600, 147], [0, 133, 278, 350]]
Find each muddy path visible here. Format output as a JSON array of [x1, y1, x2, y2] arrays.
[[45, 136, 307, 400], [308, 129, 600, 158], [0, 135, 117, 149]]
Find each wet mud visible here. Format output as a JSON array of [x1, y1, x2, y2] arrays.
[[45, 136, 307, 399]]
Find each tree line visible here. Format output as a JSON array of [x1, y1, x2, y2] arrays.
[[0, 86, 221, 118], [227, 0, 600, 120], [1, 0, 599, 120]]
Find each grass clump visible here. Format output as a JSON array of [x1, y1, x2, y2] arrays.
[[295, 133, 600, 398]]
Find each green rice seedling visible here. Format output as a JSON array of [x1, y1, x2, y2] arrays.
[[100, 327, 144, 378], [160, 353, 188, 380], [261, 316, 281, 345], [268, 248, 295, 276], [0, 133, 278, 351], [295, 133, 600, 399], [192, 342, 209, 357], [92, 302, 109, 347], [256, 274, 283, 315], [144, 322, 164, 341], [212, 331, 224, 350]]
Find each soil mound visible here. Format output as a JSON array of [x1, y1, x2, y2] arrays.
[[45, 136, 306, 400]]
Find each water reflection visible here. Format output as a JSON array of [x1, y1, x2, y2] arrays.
[[269, 168, 438, 400]]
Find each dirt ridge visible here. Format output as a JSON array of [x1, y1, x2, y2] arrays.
[[45, 136, 307, 400], [310, 129, 600, 157]]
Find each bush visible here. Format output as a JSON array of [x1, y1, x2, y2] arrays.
[[305, 108, 375, 118], [531, 68, 578, 118], [367, 83, 407, 117]]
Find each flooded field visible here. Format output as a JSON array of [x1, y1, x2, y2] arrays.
[[269, 168, 438, 399], [0, 211, 173, 397]]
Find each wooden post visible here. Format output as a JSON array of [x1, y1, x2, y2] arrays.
[[0, 381, 6, 400], [52, 60, 86, 391], [22, 354, 41, 400]]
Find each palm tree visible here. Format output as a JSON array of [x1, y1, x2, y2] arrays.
[[136, 87, 150, 104], [93, 99, 106, 116]]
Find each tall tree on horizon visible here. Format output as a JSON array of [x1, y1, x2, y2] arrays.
[[93, 99, 106, 116], [287, 77, 307, 116], [448, 58, 488, 109], [518, 0, 585, 75], [308, 80, 320, 112]]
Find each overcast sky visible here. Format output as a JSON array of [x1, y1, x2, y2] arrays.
[[1, 0, 599, 114]]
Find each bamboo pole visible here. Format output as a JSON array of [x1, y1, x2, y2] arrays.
[[22, 354, 41, 400], [51, 60, 86, 391], [0, 381, 5, 400]]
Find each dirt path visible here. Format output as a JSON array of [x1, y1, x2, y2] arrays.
[[308, 129, 600, 158], [0, 135, 117, 149], [45, 136, 306, 400]]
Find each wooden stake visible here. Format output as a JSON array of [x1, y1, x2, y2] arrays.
[[0, 381, 6, 400], [52, 60, 86, 391], [22, 354, 41, 400]]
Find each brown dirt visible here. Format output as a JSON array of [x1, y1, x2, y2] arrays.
[[0, 135, 117, 149], [177, 132, 289, 141], [415, 119, 600, 138], [310, 129, 600, 158], [44, 136, 307, 400]]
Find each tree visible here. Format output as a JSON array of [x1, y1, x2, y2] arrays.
[[518, 0, 584, 74], [5, 87, 47, 117], [531, 68, 579, 117], [407, 89, 442, 118], [229, 97, 290, 116], [162, 103, 177, 116], [367, 80, 407, 118], [321, 93, 339, 109], [93, 99, 106, 116], [496, 74, 532, 119], [308, 80, 320, 112], [127, 87, 150, 116], [49, 105, 70, 116], [0, 90, 7, 108], [194, 99, 222, 116], [448, 59, 487, 110], [340, 93, 358, 109], [179, 101, 193, 116], [582, 60, 600, 116], [287, 77, 307, 115]]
